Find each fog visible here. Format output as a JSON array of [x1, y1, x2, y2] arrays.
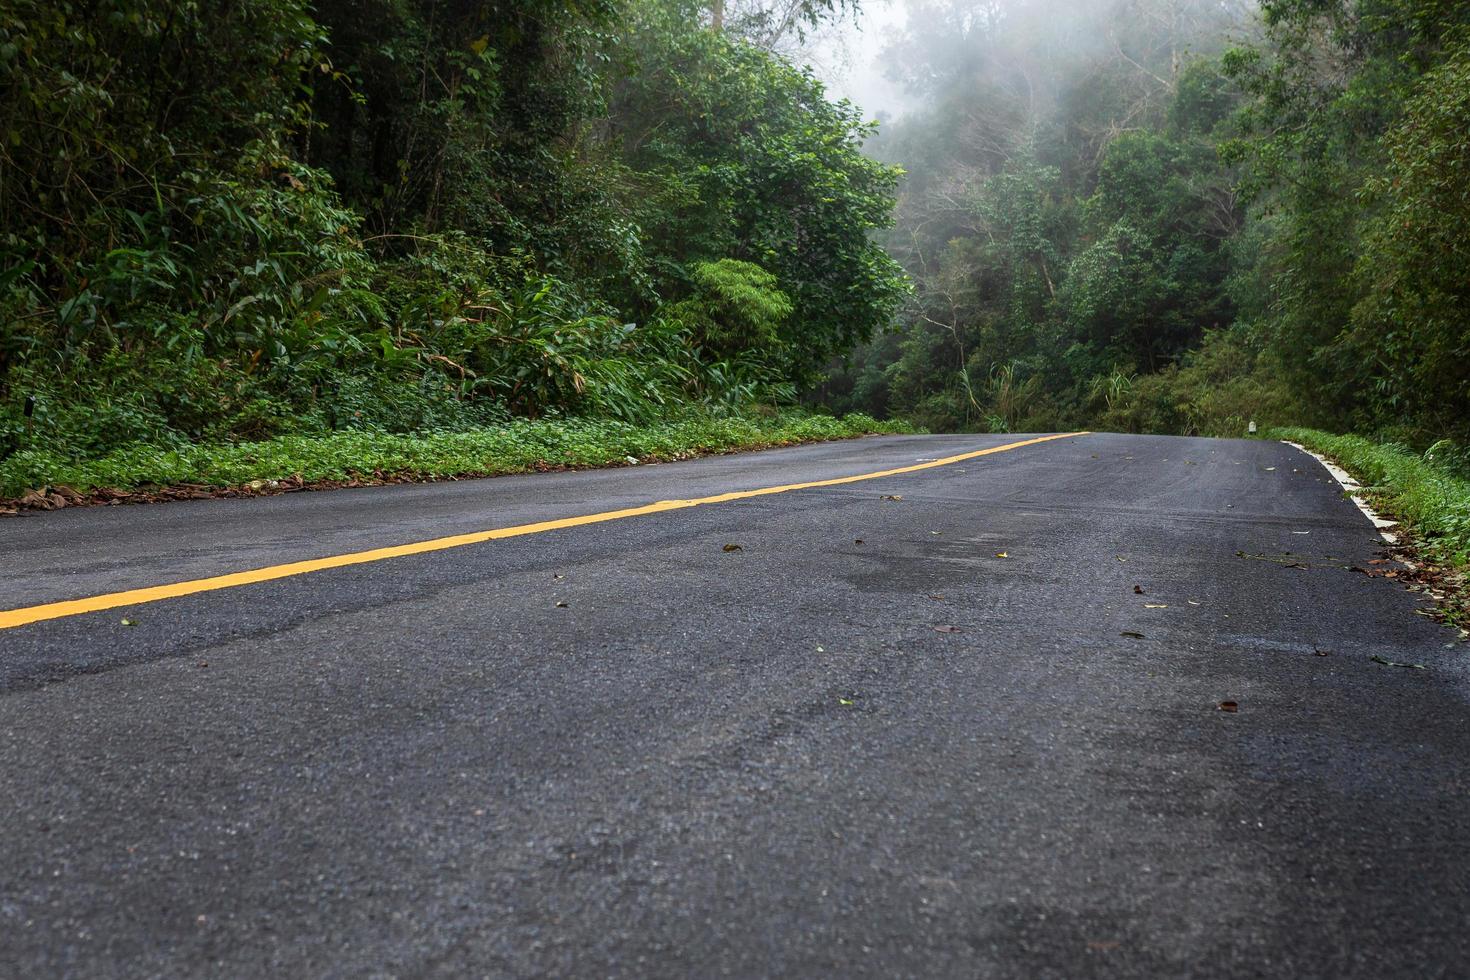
[[806, 1, 917, 118], [792, 0, 1258, 122]]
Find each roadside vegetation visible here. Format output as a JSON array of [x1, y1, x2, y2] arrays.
[[0, 0, 905, 499], [1275, 427, 1470, 625], [1274, 429, 1470, 569], [0, 412, 910, 506]]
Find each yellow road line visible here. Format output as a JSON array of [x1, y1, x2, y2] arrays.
[[0, 431, 1087, 631]]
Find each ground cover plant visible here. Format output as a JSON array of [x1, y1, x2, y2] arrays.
[[0, 412, 912, 506]]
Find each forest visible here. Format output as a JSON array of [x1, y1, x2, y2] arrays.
[[0, 0, 906, 480], [826, 0, 1470, 456], [0, 0, 1468, 490]]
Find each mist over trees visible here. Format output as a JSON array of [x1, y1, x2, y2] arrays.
[[822, 0, 1470, 446], [2, 0, 1467, 473]]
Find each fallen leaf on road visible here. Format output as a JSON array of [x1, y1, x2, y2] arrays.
[[854, 538, 865, 545], [881, 494, 903, 501], [928, 594, 945, 601], [995, 551, 1009, 558], [722, 543, 743, 552], [120, 618, 135, 627], [1145, 603, 1168, 609], [934, 625, 963, 633], [1134, 585, 1145, 594], [838, 698, 854, 706], [555, 601, 569, 608], [1218, 701, 1238, 713], [1120, 631, 1145, 639], [1116, 556, 1128, 563], [1314, 648, 1331, 657], [1370, 655, 1425, 669]]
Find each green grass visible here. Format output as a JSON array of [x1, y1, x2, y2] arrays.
[[1271, 427, 1470, 569], [0, 412, 917, 500]]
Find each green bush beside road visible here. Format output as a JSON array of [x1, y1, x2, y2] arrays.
[[0, 413, 915, 501], [1273, 427, 1470, 569]]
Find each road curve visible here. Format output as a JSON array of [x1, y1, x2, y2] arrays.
[[1, 432, 1466, 977]]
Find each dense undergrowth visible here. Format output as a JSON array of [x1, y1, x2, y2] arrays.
[[0, 0, 905, 474], [0, 412, 913, 501]]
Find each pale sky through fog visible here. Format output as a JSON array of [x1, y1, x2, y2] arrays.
[[803, 0, 916, 120]]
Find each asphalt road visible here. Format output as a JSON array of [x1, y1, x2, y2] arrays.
[[2, 432, 1467, 978]]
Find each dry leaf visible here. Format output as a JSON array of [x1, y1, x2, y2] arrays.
[[1218, 701, 1238, 713], [995, 551, 1009, 558], [722, 543, 743, 552], [881, 494, 903, 501], [1120, 631, 1145, 639], [1133, 585, 1144, 594]]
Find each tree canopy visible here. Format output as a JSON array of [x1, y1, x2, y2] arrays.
[[822, 0, 1470, 448], [0, 0, 903, 457]]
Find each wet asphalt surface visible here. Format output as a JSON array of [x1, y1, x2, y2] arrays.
[[1, 432, 1467, 978]]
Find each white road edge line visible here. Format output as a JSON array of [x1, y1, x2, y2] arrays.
[[1282, 440, 1399, 545]]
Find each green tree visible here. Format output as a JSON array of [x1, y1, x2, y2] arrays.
[[1348, 32, 1470, 439], [614, 0, 909, 382]]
